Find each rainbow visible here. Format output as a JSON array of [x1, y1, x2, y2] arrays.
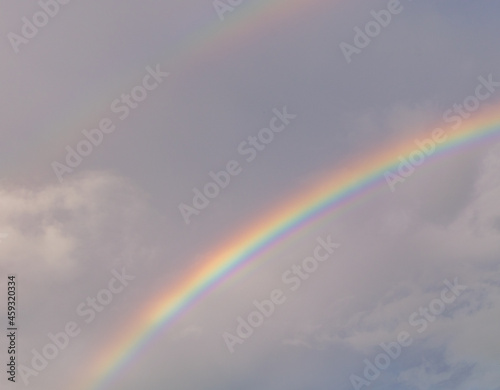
[[80, 103, 500, 389], [40, 0, 316, 163], [63, 2, 500, 389], [69, 1, 326, 388]]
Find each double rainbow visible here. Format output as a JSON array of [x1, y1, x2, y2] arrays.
[[64, 2, 500, 389]]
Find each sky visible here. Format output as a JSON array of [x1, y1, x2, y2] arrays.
[[1, 0, 500, 389]]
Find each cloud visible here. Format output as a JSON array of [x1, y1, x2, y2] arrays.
[[0, 171, 153, 279]]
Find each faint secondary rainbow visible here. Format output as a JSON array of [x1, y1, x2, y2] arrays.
[[39, 0, 319, 164], [80, 104, 500, 390]]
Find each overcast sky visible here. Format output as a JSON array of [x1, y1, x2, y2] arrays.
[[1, 1, 500, 389]]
